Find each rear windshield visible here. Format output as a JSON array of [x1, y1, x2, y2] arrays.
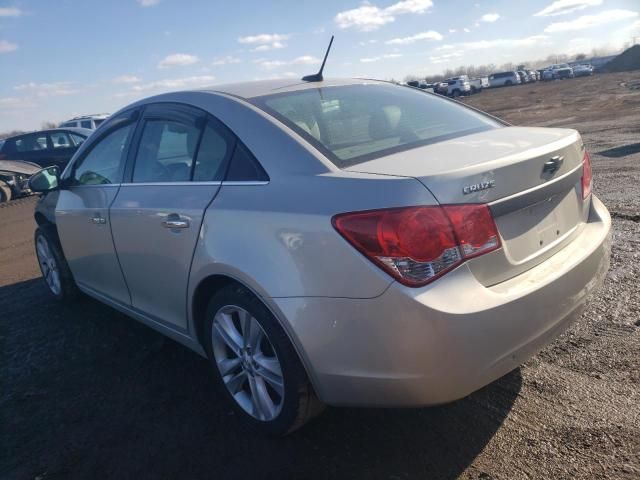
[[251, 84, 501, 167]]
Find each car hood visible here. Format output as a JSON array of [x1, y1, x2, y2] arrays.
[[0, 160, 41, 175]]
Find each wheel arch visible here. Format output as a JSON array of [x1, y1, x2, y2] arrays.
[[190, 271, 323, 400]]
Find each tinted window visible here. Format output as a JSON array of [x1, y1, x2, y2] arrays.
[[253, 84, 500, 166], [72, 124, 132, 185], [132, 119, 200, 183], [80, 120, 92, 129], [94, 119, 105, 127], [69, 133, 86, 146], [60, 122, 76, 128], [192, 122, 234, 181], [12, 133, 48, 153], [50, 131, 72, 148], [226, 143, 268, 181]]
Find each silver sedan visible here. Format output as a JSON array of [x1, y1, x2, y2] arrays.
[[29, 78, 611, 434]]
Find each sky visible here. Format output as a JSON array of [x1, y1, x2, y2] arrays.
[[1, 0, 639, 131]]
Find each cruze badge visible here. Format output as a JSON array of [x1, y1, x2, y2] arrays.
[[463, 179, 495, 195]]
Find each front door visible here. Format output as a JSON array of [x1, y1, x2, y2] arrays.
[[110, 104, 235, 329], [55, 114, 137, 305]]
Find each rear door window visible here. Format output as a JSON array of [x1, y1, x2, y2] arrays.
[[132, 119, 201, 183], [80, 120, 92, 129], [49, 131, 73, 148]]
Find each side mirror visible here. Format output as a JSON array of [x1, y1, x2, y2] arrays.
[[28, 165, 60, 193]]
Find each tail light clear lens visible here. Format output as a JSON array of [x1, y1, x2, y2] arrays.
[[332, 204, 501, 287], [581, 150, 592, 200]]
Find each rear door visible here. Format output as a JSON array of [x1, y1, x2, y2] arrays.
[[109, 103, 235, 330], [55, 111, 139, 304]]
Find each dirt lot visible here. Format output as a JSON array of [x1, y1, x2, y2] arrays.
[[1, 72, 639, 480]]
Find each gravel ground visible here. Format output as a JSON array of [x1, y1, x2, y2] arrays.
[[1, 72, 639, 479]]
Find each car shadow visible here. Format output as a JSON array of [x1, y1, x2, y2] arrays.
[[597, 142, 640, 158], [1, 278, 521, 480]]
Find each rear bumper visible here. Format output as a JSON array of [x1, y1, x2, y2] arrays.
[[274, 195, 611, 406]]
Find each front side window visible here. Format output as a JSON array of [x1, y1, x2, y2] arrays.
[[252, 84, 501, 167], [132, 120, 200, 183], [11, 133, 48, 153], [50, 131, 72, 148], [72, 123, 133, 185]]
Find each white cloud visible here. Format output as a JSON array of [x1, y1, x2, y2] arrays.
[[238, 33, 290, 44], [385, 30, 443, 45], [360, 53, 403, 63], [480, 13, 500, 22], [335, 0, 433, 31], [0, 40, 17, 53], [131, 75, 216, 92], [255, 55, 321, 70], [251, 42, 286, 52], [463, 27, 471, 33], [137, 0, 160, 6], [113, 75, 141, 84], [385, 0, 433, 15], [448, 28, 457, 33], [429, 51, 463, 64], [0, 7, 22, 17], [238, 33, 291, 52], [212, 55, 242, 66], [534, 0, 602, 17], [158, 53, 199, 68], [358, 39, 379, 46], [13, 81, 78, 97], [544, 9, 638, 32]]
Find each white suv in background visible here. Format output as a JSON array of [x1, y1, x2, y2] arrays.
[[445, 77, 472, 97], [59, 113, 110, 130]]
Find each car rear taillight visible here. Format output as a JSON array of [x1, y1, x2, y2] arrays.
[[332, 204, 501, 287], [581, 150, 592, 200]]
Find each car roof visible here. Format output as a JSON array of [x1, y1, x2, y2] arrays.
[[199, 77, 387, 100], [2, 127, 92, 141]]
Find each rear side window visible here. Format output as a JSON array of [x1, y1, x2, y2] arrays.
[[132, 119, 200, 183], [226, 143, 268, 181], [69, 133, 86, 146], [252, 84, 500, 167], [80, 120, 92, 129]]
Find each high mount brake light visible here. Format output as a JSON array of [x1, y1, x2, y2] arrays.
[[581, 150, 593, 200], [332, 204, 501, 287]]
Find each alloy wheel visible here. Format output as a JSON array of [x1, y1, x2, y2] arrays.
[[36, 235, 61, 295], [211, 305, 285, 421]]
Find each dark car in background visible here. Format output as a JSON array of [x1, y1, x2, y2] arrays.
[[0, 128, 92, 169]]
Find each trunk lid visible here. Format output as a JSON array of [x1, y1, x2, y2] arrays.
[[345, 126, 589, 285]]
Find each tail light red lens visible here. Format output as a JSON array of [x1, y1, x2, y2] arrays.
[[332, 204, 501, 287], [581, 150, 592, 200]]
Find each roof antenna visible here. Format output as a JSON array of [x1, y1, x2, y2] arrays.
[[302, 35, 334, 82]]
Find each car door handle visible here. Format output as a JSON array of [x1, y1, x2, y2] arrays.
[[90, 215, 106, 225], [162, 214, 189, 229]]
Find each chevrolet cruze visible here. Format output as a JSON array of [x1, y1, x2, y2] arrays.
[[29, 78, 611, 435]]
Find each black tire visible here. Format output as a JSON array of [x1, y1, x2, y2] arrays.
[[0, 181, 12, 203], [452, 89, 460, 98], [505, 80, 513, 86], [203, 284, 324, 435], [470, 86, 477, 94], [34, 226, 80, 302]]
